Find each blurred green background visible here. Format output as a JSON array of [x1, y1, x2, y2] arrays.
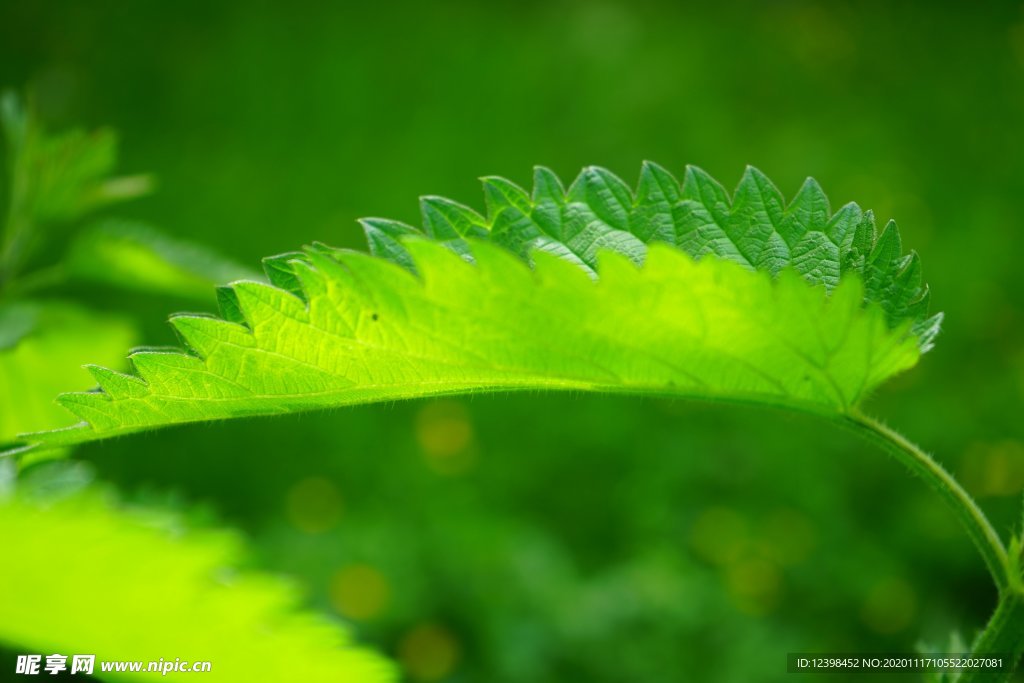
[[2, 1, 1023, 681]]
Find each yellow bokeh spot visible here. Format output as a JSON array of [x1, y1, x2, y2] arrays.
[[726, 557, 782, 616], [961, 441, 1024, 498], [690, 506, 748, 566], [330, 564, 390, 621], [398, 622, 461, 682], [861, 577, 916, 634], [285, 477, 342, 534], [415, 401, 476, 475]]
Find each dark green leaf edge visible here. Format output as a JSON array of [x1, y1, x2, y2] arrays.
[[362, 162, 941, 351]]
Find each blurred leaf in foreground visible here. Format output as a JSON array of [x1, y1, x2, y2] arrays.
[[0, 472, 395, 682]]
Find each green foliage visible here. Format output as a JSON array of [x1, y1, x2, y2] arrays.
[[368, 164, 941, 347], [0, 93, 255, 444], [0, 93, 152, 288], [0, 94, 394, 682], [0, 302, 133, 444], [65, 219, 260, 301], [3, 5, 1020, 681], [14, 166, 938, 452], [0, 464, 394, 682], [0, 93, 147, 221]]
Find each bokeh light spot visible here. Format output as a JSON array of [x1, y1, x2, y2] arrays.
[[726, 557, 782, 616], [285, 476, 342, 534], [415, 400, 476, 475], [330, 564, 390, 621], [690, 506, 748, 566], [961, 441, 1024, 498], [861, 577, 916, 634], [398, 622, 461, 682]]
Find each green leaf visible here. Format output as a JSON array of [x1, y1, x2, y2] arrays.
[[14, 165, 938, 453], [0, 302, 37, 350], [65, 219, 260, 301], [0, 302, 135, 444], [0, 92, 152, 225], [0, 483, 393, 682], [0, 91, 153, 288], [385, 163, 939, 345]]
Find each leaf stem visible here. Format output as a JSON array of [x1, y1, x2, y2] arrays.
[[841, 412, 1024, 680], [841, 412, 1010, 592]]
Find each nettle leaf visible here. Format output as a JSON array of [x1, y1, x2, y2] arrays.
[[14, 165, 939, 453], [0, 485, 394, 682]]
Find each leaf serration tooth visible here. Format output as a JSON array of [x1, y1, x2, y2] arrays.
[[262, 251, 308, 301], [85, 364, 148, 400]]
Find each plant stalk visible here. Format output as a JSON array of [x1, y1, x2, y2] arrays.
[[841, 412, 1009, 591], [958, 589, 1024, 683], [841, 412, 1024, 681]]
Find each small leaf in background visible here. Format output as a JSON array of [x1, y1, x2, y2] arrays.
[[66, 219, 260, 301], [0, 302, 134, 444], [12, 458, 94, 501], [0, 302, 37, 350], [0, 480, 394, 682], [0, 92, 152, 224], [0, 91, 152, 286]]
